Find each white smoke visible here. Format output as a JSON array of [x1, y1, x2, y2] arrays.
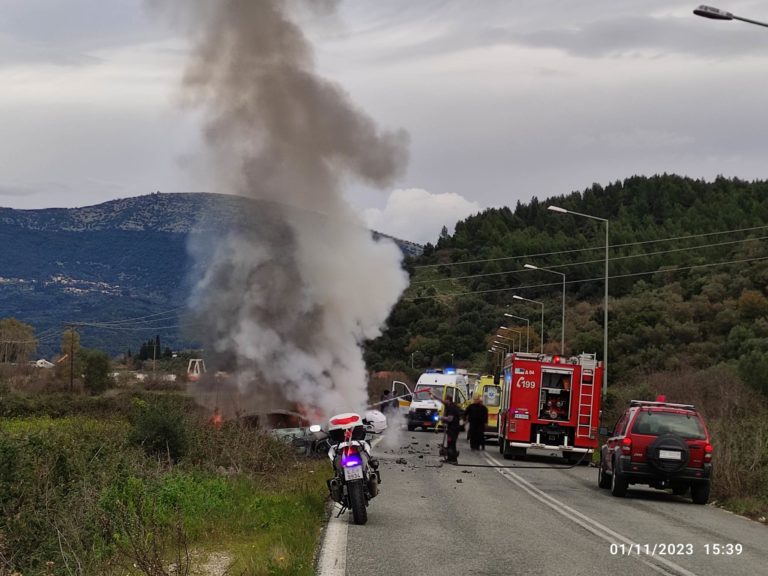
[[156, 0, 410, 417]]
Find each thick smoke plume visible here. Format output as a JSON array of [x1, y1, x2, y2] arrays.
[[159, 0, 409, 417]]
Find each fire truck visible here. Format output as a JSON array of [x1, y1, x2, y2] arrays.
[[498, 352, 603, 463]]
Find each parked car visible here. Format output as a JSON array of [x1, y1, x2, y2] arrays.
[[598, 397, 713, 504]]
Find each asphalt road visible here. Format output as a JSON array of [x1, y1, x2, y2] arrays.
[[337, 431, 767, 576]]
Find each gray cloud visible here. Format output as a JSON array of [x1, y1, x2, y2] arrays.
[[0, 0, 164, 68], [0, 184, 41, 197]]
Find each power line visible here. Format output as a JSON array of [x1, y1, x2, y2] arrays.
[[405, 254, 768, 301], [412, 223, 768, 269], [412, 235, 768, 284], [69, 321, 196, 332], [76, 307, 187, 327]]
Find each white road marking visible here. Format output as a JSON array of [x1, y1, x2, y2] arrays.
[[484, 453, 699, 576], [317, 506, 348, 576]]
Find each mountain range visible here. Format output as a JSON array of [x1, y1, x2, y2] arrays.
[[0, 193, 422, 356]]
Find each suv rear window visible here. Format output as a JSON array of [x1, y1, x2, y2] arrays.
[[631, 410, 706, 439]]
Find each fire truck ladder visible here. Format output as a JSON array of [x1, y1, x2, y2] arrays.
[[576, 354, 597, 439]]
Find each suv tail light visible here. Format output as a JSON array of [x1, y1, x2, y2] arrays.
[[620, 437, 632, 455], [704, 443, 713, 462]]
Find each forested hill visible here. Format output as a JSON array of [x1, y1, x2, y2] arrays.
[[366, 174, 768, 396]]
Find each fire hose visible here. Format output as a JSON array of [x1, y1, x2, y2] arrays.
[[431, 449, 593, 470]]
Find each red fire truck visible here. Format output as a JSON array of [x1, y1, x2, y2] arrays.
[[498, 352, 603, 463]]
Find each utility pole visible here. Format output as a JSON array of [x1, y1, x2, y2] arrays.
[[68, 326, 75, 392]]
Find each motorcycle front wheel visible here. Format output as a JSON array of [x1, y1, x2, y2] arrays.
[[348, 481, 368, 525]]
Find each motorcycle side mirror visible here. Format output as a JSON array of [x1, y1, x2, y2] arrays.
[[309, 424, 323, 433]]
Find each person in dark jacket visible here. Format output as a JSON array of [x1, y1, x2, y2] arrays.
[[380, 390, 393, 414], [465, 396, 489, 451], [438, 394, 464, 463]]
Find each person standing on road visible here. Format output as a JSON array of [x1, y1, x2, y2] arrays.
[[380, 389, 393, 414], [439, 394, 464, 463], [465, 396, 489, 451]]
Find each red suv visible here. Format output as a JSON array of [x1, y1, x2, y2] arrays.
[[598, 398, 713, 504]]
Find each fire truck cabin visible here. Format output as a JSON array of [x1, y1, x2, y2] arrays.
[[499, 352, 602, 463]]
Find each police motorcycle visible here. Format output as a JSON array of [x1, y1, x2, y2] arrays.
[[309, 412, 382, 525]]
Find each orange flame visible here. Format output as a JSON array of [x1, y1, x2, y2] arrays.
[[209, 406, 224, 430]]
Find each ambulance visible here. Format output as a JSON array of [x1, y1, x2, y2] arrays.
[[391, 369, 470, 431], [471, 375, 502, 440]]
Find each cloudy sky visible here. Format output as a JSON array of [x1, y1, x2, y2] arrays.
[[2, 0, 768, 244]]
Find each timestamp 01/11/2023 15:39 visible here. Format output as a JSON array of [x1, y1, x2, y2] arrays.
[[609, 543, 743, 556]]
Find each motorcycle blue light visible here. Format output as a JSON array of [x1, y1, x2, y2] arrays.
[[433, 413, 440, 422], [341, 453, 362, 468]]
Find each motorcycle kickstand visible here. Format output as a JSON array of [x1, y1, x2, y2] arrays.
[[335, 505, 347, 518]]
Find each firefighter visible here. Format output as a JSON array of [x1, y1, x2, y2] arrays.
[[465, 396, 489, 451], [439, 394, 463, 463]]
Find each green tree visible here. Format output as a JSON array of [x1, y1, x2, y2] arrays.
[[738, 351, 768, 397], [0, 317, 37, 364], [738, 290, 768, 319], [81, 349, 112, 394]]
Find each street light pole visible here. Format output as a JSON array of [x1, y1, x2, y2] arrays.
[[548, 205, 609, 398], [694, 5, 768, 28], [487, 348, 502, 370], [494, 335, 516, 352], [497, 328, 522, 353], [503, 314, 530, 352], [524, 264, 566, 355], [492, 341, 511, 355], [491, 345, 508, 367], [512, 295, 544, 354]]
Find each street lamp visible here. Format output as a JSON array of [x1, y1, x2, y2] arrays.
[[503, 314, 530, 352], [548, 204, 609, 398], [494, 335, 517, 352], [524, 264, 566, 355], [497, 328, 522, 353], [410, 350, 421, 369], [693, 5, 768, 28], [512, 295, 545, 354], [492, 341, 511, 354]]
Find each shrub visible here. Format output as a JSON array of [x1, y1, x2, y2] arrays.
[[129, 398, 191, 461], [81, 348, 113, 394]]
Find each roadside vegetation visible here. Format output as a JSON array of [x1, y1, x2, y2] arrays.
[[0, 382, 328, 576]]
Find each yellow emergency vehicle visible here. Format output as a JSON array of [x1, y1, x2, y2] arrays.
[[472, 375, 502, 439]]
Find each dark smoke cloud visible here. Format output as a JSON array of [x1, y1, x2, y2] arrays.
[[154, 0, 409, 417]]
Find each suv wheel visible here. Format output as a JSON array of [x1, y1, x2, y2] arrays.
[[610, 458, 628, 497], [647, 433, 689, 474], [691, 482, 710, 505], [598, 457, 611, 489]]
